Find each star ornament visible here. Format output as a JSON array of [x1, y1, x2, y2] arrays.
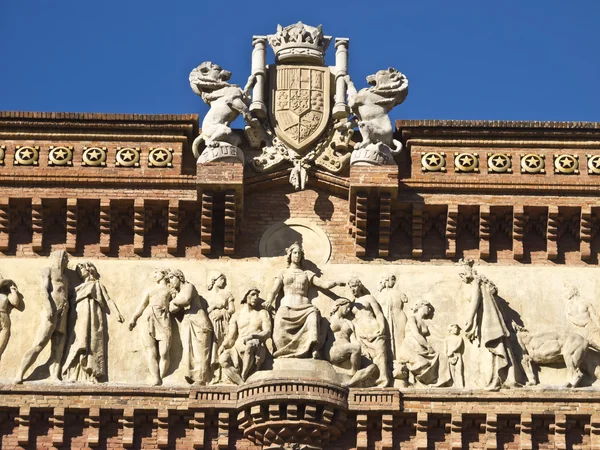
[[454, 152, 478, 172], [525, 156, 540, 168], [88, 149, 101, 160], [588, 155, 600, 174], [149, 148, 173, 168], [53, 148, 68, 159], [421, 152, 445, 172], [121, 150, 134, 161], [426, 154, 441, 165], [116, 147, 140, 167], [82, 147, 107, 166], [554, 154, 578, 174], [487, 154, 512, 173], [520, 154, 544, 173], [15, 146, 39, 165]]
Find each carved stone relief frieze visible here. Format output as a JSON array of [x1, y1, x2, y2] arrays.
[[1, 249, 600, 391]]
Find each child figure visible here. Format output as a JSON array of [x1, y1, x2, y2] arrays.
[[446, 324, 464, 388]]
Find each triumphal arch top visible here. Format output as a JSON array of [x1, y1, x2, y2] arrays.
[[1, 21, 600, 449]]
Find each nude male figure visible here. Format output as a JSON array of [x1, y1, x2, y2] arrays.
[[15, 250, 69, 383], [218, 288, 272, 385], [128, 268, 173, 386]]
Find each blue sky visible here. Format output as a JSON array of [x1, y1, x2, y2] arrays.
[[1, 0, 599, 123]]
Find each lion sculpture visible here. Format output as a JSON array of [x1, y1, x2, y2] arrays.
[[345, 68, 408, 165], [189, 61, 259, 162], [515, 325, 590, 388]]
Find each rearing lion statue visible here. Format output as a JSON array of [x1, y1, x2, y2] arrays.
[[189, 61, 259, 159], [345, 68, 408, 154]]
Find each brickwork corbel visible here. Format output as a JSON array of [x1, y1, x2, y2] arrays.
[[51, 406, 65, 447], [446, 205, 458, 259], [224, 190, 236, 255], [99, 199, 112, 254], [513, 206, 525, 261], [133, 199, 145, 255], [356, 413, 368, 450], [479, 205, 491, 260], [121, 407, 135, 448], [66, 198, 77, 253], [31, 198, 43, 252], [192, 411, 206, 449], [519, 413, 532, 450], [450, 413, 462, 450], [554, 413, 567, 450], [415, 412, 428, 450], [217, 411, 230, 449], [200, 192, 213, 255], [156, 409, 169, 448], [547, 206, 560, 260], [381, 414, 394, 450], [167, 200, 179, 254], [16, 406, 30, 446], [486, 413, 497, 450], [412, 204, 424, 258], [0, 200, 8, 251], [591, 414, 600, 450], [379, 193, 391, 257], [86, 407, 101, 448]]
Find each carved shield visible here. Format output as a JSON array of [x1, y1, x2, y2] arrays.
[[269, 65, 331, 153]]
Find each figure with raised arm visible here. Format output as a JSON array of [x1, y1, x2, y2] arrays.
[[267, 242, 344, 359], [128, 268, 173, 386], [218, 287, 272, 384], [15, 250, 69, 384]]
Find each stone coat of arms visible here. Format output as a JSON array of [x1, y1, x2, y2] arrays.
[[189, 22, 409, 190]]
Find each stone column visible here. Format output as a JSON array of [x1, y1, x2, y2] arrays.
[[250, 35, 267, 118], [333, 38, 350, 119]]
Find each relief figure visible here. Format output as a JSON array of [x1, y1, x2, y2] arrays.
[[397, 300, 445, 386], [565, 285, 600, 351], [348, 277, 391, 387], [327, 298, 377, 387], [459, 259, 518, 390], [0, 274, 23, 361], [128, 268, 173, 386], [168, 269, 213, 385], [516, 325, 590, 388], [377, 273, 408, 361], [445, 324, 464, 388], [15, 250, 69, 384], [207, 271, 235, 383], [218, 287, 272, 384], [62, 262, 124, 383], [267, 242, 344, 359]]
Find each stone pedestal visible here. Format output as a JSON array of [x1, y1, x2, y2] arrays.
[[237, 377, 348, 450]]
